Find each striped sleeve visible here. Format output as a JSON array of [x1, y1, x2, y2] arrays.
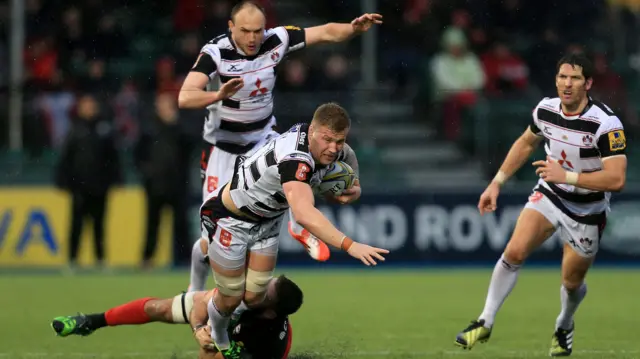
[[191, 44, 221, 78], [529, 100, 544, 136]]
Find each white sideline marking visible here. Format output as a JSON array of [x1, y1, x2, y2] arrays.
[[1, 350, 639, 357]]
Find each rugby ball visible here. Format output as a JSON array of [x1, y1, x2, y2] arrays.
[[315, 161, 357, 196]]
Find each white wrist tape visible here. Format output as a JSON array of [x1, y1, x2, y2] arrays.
[[493, 171, 508, 185], [565, 172, 579, 185]]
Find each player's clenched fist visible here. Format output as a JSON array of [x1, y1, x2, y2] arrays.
[[347, 242, 389, 266]]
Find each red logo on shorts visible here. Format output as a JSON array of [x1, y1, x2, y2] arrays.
[[219, 229, 232, 248], [207, 176, 219, 193], [529, 191, 543, 203]]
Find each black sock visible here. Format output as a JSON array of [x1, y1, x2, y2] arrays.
[[86, 313, 108, 330]]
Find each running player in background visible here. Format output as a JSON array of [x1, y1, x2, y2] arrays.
[[454, 54, 628, 356], [179, 0, 382, 292], [51, 275, 302, 359], [195, 102, 388, 358]]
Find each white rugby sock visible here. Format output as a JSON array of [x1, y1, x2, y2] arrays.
[[207, 297, 232, 350], [479, 254, 521, 328], [188, 239, 209, 292], [556, 283, 586, 330]]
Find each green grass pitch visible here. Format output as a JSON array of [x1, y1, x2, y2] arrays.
[[1, 268, 638, 358]]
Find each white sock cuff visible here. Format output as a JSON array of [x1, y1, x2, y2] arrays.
[[562, 282, 587, 295], [499, 254, 521, 271]]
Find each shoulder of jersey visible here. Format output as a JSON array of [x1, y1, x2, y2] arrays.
[[206, 33, 231, 47], [537, 97, 560, 109], [588, 100, 617, 119], [275, 124, 313, 163]]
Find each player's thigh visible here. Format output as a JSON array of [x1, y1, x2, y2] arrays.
[[202, 216, 251, 299], [559, 215, 605, 289], [505, 192, 558, 263], [202, 147, 239, 199], [244, 218, 282, 304]]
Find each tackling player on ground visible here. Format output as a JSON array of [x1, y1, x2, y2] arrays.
[[454, 53, 628, 356], [179, 0, 382, 292], [197, 102, 388, 358], [51, 275, 302, 359]]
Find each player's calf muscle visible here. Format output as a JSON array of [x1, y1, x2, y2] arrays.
[[143, 299, 173, 322], [561, 246, 592, 290]]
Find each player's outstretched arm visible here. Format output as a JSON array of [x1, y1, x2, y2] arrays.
[[283, 181, 388, 266], [303, 13, 383, 46], [477, 127, 542, 215]]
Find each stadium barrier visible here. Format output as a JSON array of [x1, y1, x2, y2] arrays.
[[2, 186, 639, 268], [0, 187, 171, 268], [271, 190, 640, 266]]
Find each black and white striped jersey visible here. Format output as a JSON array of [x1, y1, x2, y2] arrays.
[[206, 123, 348, 221], [530, 97, 627, 224], [191, 26, 306, 154]]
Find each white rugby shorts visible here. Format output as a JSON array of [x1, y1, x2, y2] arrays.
[[200, 130, 279, 200], [525, 190, 606, 258], [200, 188, 282, 270]]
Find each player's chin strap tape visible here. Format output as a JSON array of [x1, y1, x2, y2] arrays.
[[245, 269, 273, 293], [171, 292, 195, 324], [215, 273, 246, 296]]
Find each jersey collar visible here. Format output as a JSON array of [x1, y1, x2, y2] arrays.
[[558, 96, 593, 120]]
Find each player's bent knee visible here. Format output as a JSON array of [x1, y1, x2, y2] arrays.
[[245, 269, 272, 292], [503, 245, 528, 265], [244, 269, 273, 306], [214, 272, 246, 297], [199, 238, 209, 256]]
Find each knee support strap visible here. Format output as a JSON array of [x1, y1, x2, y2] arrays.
[[214, 272, 246, 296], [245, 269, 273, 293], [171, 292, 195, 324]]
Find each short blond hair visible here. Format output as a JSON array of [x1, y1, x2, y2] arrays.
[[311, 102, 351, 132]]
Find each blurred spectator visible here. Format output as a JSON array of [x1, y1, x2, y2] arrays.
[[174, 32, 202, 76], [481, 42, 529, 96], [134, 94, 191, 269], [90, 14, 128, 60], [58, 7, 86, 76], [430, 27, 485, 141], [78, 59, 113, 97], [528, 28, 564, 94], [36, 77, 75, 148], [112, 80, 140, 148], [24, 36, 59, 89], [54, 94, 122, 269], [319, 54, 350, 92], [590, 52, 639, 129], [174, 0, 205, 33], [154, 57, 182, 96]]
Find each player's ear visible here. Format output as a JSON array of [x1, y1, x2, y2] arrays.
[[228, 19, 234, 30], [585, 78, 593, 91]]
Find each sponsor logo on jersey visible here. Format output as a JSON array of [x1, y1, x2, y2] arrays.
[[608, 130, 626, 151]]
